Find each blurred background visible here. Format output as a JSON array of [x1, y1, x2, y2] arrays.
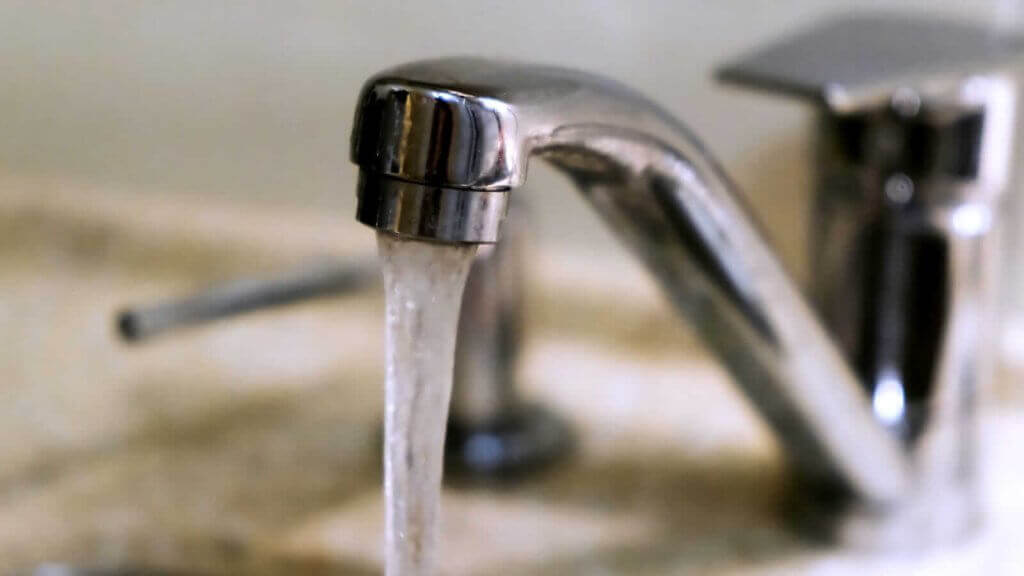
[[4, 1, 1024, 575], [4, 0, 1024, 272]]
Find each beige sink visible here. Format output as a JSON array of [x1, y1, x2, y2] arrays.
[[2, 174, 1023, 575]]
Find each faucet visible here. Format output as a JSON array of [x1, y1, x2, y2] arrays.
[[350, 16, 1021, 547]]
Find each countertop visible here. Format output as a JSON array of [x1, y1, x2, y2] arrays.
[[2, 175, 1023, 575]]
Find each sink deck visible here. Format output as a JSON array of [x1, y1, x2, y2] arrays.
[[2, 175, 1023, 575]]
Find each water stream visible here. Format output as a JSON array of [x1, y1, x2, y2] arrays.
[[377, 232, 478, 576]]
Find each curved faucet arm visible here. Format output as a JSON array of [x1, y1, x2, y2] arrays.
[[351, 58, 910, 504]]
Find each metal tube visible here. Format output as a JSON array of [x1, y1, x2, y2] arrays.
[[116, 259, 378, 342]]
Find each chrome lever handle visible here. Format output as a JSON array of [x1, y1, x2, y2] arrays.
[[116, 258, 378, 342]]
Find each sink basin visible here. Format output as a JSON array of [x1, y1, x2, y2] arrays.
[[2, 174, 1023, 575]]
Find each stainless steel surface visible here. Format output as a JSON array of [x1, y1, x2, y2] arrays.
[[350, 57, 910, 505], [716, 15, 1024, 112], [449, 200, 573, 476], [349, 15, 1022, 547], [803, 75, 1016, 546], [355, 173, 509, 244], [452, 203, 526, 426], [116, 259, 378, 342]]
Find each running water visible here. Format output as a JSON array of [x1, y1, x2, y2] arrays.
[[377, 232, 477, 576]]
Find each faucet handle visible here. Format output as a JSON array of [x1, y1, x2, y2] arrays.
[[716, 15, 1022, 546], [716, 15, 1024, 113], [116, 258, 378, 342]]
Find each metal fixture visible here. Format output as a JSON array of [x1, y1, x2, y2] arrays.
[[718, 15, 1019, 546], [115, 208, 571, 477], [350, 15, 1022, 547], [116, 259, 379, 342], [448, 201, 572, 477]]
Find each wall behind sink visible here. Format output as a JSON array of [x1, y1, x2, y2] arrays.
[[2, 0, 1022, 286]]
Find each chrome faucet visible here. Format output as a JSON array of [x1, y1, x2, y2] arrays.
[[350, 16, 1021, 547]]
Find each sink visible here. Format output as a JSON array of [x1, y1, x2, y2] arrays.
[[2, 174, 1023, 575]]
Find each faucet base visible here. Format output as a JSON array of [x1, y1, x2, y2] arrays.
[[785, 478, 981, 551], [444, 403, 574, 480]]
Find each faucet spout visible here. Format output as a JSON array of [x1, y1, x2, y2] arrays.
[[351, 58, 910, 504]]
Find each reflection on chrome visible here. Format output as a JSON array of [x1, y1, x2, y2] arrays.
[[873, 371, 907, 427], [350, 23, 1018, 547]]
